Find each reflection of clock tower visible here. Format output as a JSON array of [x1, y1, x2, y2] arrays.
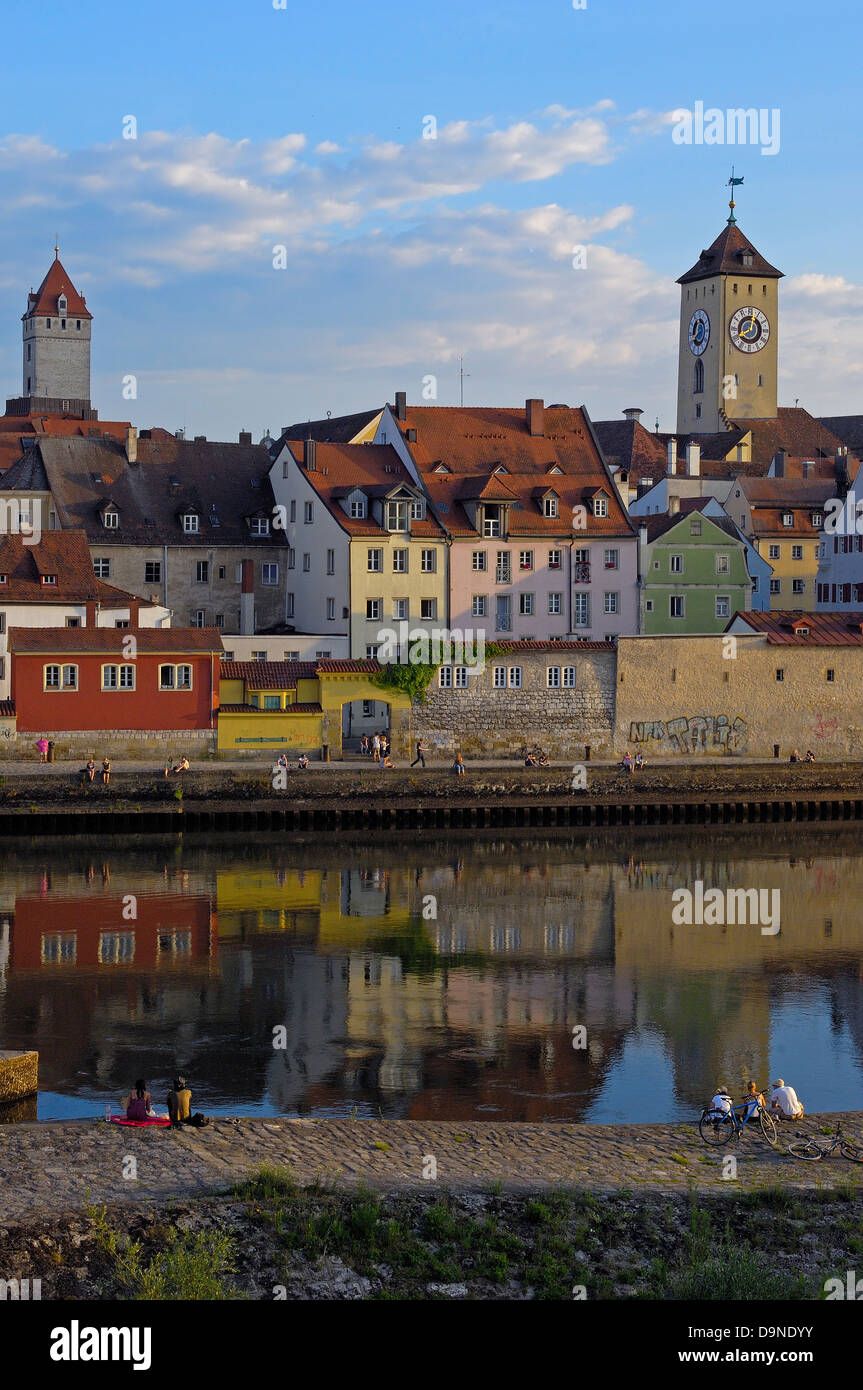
[[676, 195, 783, 434]]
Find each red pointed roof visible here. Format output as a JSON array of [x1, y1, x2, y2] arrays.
[[25, 255, 91, 320], [678, 223, 782, 285]]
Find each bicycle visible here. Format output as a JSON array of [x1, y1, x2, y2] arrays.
[[787, 1121, 863, 1164], [699, 1096, 778, 1150]]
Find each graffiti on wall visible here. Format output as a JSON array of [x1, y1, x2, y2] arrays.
[[628, 714, 748, 755], [812, 713, 839, 740]]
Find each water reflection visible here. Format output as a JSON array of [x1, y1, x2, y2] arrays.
[[0, 828, 861, 1123]]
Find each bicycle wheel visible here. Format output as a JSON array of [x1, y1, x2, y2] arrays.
[[758, 1108, 779, 1148], [788, 1140, 823, 1162], [840, 1141, 863, 1164], [699, 1109, 736, 1147]]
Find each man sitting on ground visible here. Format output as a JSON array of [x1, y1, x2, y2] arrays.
[[769, 1078, 804, 1119], [709, 1085, 732, 1116], [166, 1076, 192, 1127], [171, 756, 190, 774], [297, 752, 309, 769]]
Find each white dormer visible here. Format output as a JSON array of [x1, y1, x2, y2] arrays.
[[342, 488, 368, 520]]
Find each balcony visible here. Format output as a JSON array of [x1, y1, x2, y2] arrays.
[[574, 562, 591, 584], [495, 564, 512, 585]]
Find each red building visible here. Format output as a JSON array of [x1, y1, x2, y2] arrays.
[[9, 627, 222, 732]]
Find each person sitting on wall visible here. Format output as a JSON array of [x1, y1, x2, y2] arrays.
[[101, 756, 112, 785], [621, 752, 633, 773], [524, 752, 538, 767], [171, 756, 190, 774], [789, 749, 800, 763], [537, 752, 550, 767], [297, 753, 309, 769], [634, 751, 645, 771], [805, 749, 816, 763], [382, 752, 395, 768], [85, 759, 96, 783], [453, 753, 466, 776]]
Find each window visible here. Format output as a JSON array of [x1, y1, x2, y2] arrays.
[[775, 668, 784, 682], [93, 558, 110, 578], [386, 500, 408, 531], [472, 551, 487, 572], [196, 560, 209, 583], [694, 358, 704, 393], [303, 501, 313, 523], [769, 578, 781, 595], [768, 544, 781, 560], [604, 592, 618, 614], [182, 513, 199, 533], [421, 549, 436, 573], [669, 595, 685, 618], [326, 549, 335, 575], [508, 666, 522, 688], [288, 548, 296, 570], [263, 695, 280, 710], [102, 665, 135, 690], [548, 592, 562, 615], [366, 599, 382, 620], [367, 548, 383, 572], [102, 511, 119, 529], [250, 517, 270, 537], [548, 549, 562, 569], [393, 548, 408, 573], [645, 600, 654, 613], [421, 598, 437, 620], [715, 596, 730, 619], [592, 496, 608, 518], [287, 593, 295, 618], [262, 563, 279, 585], [289, 500, 296, 523], [543, 496, 558, 518], [811, 512, 823, 528], [791, 544, 803, 560], [454, 666, 468, 688], [393, 598, 408, 620], [191, 609, 206, 627], [0, 614, 4, 634], [547, 667, 559, 688], [44, 663, 77, 690], [472, 595, 487, 618], [689, 518, 701, 536], [302, 553, 310, 572], [439, 666, 453, 688], [176, 665, 192, 689], [483, 504, 502, 538], [159, 666, 174, 689], [99, 932, 135, 965], [410, 499, 425, 521], [519, 593, 534, 616], [145, 561, 161, 584], [574, 592, 590, 627], [495, 551, 511, 584], [519, 550, 534, 571], [350, 498, 367, 518], [782, 512, 794, 527], [41, 573, 57, 586], [670, 554, 683, 573], [284, 650, 299, 661], [547, 666, 576, 688], [827, 668, 835, 682], [792, 578, 805, 595], [603, 549, 619, 570], [215, 614, 224, 628], [716, 554, 729, 574], [493, 666, 506, 688], [361, 700, 375, 717], [365, 645, 379, 659]]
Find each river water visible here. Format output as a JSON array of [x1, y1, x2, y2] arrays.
[[0, 826, 861, 1123]]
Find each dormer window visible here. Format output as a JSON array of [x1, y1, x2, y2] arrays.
[[483, 504, 502, 538], [250, 517, 270, 537], [385, 500, 409, 531], [811, 512, 823, 528], [782, 512, 794, 527], [741, 251, 753, 268], [543, 496, 559, 518], [102, 508, 119, 530], [592, 496, 608, 518], [182, 512, 200, 534], [58, 294, 67, 313], [41, 573, 57, 585], [0, 574, 6, 584], [349, 498, 367, 519]]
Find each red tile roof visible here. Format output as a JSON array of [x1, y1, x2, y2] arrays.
[[316, 659, 383, 674], [8, 626, 223, 654], [488, 640, 614, 652], [0, 530, 156, 607], [218, 702, 323, 714], [677, 223, 783, 285], [729, 611, 863, 645], [26, 256, 92, 319], [219, 660, 317, 686], [283, 441, 446, 539]]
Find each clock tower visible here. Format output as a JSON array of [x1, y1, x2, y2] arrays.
[[676, 190, 782, 434]]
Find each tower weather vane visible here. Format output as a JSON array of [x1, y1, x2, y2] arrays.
[[727, 167, 744, 224]]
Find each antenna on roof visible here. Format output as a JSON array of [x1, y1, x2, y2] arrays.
[[458, 355, 470, 407], [54, 233, 59, 260]]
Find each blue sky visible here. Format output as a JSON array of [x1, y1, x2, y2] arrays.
[[0, 0, 859, 438]]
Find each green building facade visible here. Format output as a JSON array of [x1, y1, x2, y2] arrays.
[[639, 508, 752, 634]]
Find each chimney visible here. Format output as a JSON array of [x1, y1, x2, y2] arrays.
[[239, 430, 252, 446], [686, 443, 701, 478], [835, 447, 850, 495], [126, 426, 138, 464], [240, 558, 255, 636], [194, 435, 206, 443], [667, 439, 677, 475], [395, 391, 407, 422], [623, 407, 644, 422], [774, 448, 786, 478], [303, 437, 316, 470], [128, 599, 140, 626], [526, 398, 544, 437], [639, 523, 648, 548]]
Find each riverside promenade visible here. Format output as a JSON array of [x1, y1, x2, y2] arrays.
[[1, 1113, 861, 1226]]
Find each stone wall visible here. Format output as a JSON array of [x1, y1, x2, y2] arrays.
[[0, 729, 218, 761], [411, 647, 616, 758], [616, 634, 863, 759]]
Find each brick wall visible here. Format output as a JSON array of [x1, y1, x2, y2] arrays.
[[411, 648, 616, 758]]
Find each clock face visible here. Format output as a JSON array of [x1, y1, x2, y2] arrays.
[[729, 306, 770, 353], [688, 309, 710, 356]]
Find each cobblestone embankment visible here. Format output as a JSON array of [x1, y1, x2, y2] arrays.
[[1, 1112, 861, 1228]]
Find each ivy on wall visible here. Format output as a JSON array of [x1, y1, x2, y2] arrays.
[[369, 643, 507, 705]]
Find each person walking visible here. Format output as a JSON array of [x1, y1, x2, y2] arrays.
[[411, 738, 427, 769], [372, 733, 381, 763]]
